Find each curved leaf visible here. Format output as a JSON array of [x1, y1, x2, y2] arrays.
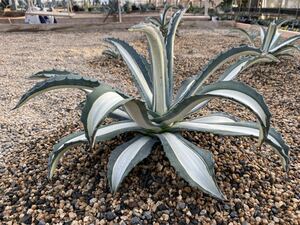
[[175, 76, 196, 102], [48, 121, 142, 179], [165, 8, 186, 105], [181, 46, 262, 98], [130, 23, 168, 114], [162, 4, 173, 25], [29, 69, 79, 80], [156, 81, 271, 146], [272, 43, 300, 55], [262, 21, 277, 52], [269, 30, 281, 50], [108, 135, 157, 192], [157, 133, 225, 200], [148, 17, 162, 27], [106, 38, 153, 107], [81, 85, 131, 146], [172, 121, 290, 171], [123, 99, 161, 132], [270, 35, 300, 53], [14, 75, 100, 109], [189, 56, 275, 113], [257, 25, 266, 45], [229, 28, 255, 46], [109, 108, 131, 120], [191, 112, 239, 123]]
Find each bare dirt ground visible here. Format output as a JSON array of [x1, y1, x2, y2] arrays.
[[0, 27, 299, 224]]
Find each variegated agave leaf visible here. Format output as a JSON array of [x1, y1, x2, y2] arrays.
[[129, 23, 169, 114], [108, 136, 157, 192], [228, 28, 256, 46], [48, 121, 143, 179], [14, 74, 100, 109], [105, 38, 153, 108], [177, 46, 263, 101], [29, 69, 79, 80]]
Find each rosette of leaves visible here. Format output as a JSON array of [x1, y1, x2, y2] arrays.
[[227, 20, 300, 76], [102, 45, 121, 59], [15, 9, 290, 200]]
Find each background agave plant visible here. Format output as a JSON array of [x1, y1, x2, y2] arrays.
[[102, 45, 121, 60], [227, 20, 300, 77], [15, 8, 290, 200]]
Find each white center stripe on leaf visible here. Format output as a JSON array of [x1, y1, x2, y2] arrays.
[[94, 122, 138, 137], [111, 136, 151, 190], [192, 115, 236, 123], [206, 90, 266, 125], [87, 92, 124, 136], [161, 133, 221, 197], [64, 135, 86, 146], [175, 122, 281, 147], [223, 61, 248, 81]]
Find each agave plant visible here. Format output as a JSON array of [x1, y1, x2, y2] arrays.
[[102, 46, 121, 60], [227, 20, 300, 76], [15, 9, 290, 200]]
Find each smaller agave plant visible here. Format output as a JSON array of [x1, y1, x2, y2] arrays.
[[102, 45, 121, 59], [15, 9, 290, 200], [228, 20, 300, 75]]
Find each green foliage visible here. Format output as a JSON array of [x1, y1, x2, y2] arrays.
[[16, 8, 290, 200]]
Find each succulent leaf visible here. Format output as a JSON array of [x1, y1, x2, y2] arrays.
[[230, 28, 256, 46], [172, 121, 290, 171], [191, 112, 239, 123], [123, 100, 161, 131], [106, 38, 153, 107], [156, 81, 271, 146], [48, 121, 142, 179], [14, 75, 100, 109], [272, 44, 300, 56], [165, 8, 186, 105], [130, 23, 168, 114], [81, 85, 132, 145], [109, 108, 131, 120], [258, 25, 266, 45], [270, 35, 300, 53], [29, 69, 79, 80], [262, 22, 277, 52], [108, 136, 157, 192], [157, 133, 225, 200], [181, 46, 262, 98]]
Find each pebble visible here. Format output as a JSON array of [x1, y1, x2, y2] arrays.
[[131, 216, 141, 224], [105, 212, 116, 221], [177, 202, 186, 210], [162, 213, 169, 221], [230, 211, 238, 218], [143, 211, 152, 220], [200, 209, 207, 216]]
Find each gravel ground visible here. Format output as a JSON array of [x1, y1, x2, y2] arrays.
[[0, 27, 299, 224]]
